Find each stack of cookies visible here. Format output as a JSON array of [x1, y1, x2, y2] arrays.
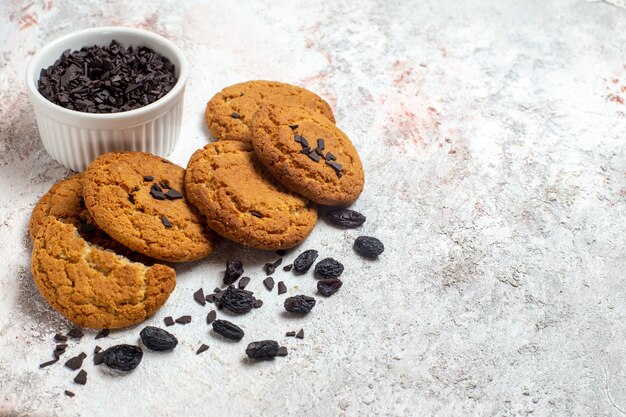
[[188, 80, 365, 249], [29, 80, 364, 330]]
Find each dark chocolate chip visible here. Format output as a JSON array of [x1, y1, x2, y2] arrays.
[[94, 346, 102, 354], [159, 180, 171, 189], [64, 353, 86, 370], [307, 150, 321, 162], [175, 315, 192, 324], [238, 276, 251, 289], [206, 310, 217, 324], [283, 264, 293, 272], [289, 124, 298, 130], [194, 288, 206, 306], [253, 299, 263, 308], [161, 216, 172, 228], [277, 346, 288, 356], [150, 189, 166, 200], [326, 160, 342, 172], [196, 344, 209, 354], [67, 328, 84, 339], [277, 281, 287, 295], [165, 189, 183, 200], [296, 329, 304, 339], [54, 333, 68, 342], [250, 210, 263, 218], [263, 277, 275, 291], [39, 358, 59, 368], [286, 331, 296, 337], [93, 352, 104, 365], [64, 390, 75, 397], [143, 175, 154, 181], [128, 193, 135, 204], [224, 260, 244, 285], [95, 329, 109, 339], [73, 369, 87, 385], [325, 152, 336, 161], [164, 316, 175, 326], [317, 138, 325, 150], [231, 112, 241, 119], [264, 263, 276, 275]]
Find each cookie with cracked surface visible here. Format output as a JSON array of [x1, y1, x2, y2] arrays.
[[250, 104, 364, 206], [185, 141, 317, 249], [31, 218, 176, 329], [205, 80, 335, 142], [29, 173, 147, 262], [83, 152, 220, 262]]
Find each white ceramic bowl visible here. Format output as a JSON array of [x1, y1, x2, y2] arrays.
[[25, 27, 188, 172]]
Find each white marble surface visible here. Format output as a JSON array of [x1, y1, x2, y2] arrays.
[[1, 0, 626, 416]]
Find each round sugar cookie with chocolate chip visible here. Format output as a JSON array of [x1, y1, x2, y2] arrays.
[[250, 104, 364, 206], [185, 141, 318, 249], [29, 173, 149, 262], [205, 80, 335, 142], [31, 217, 176, 329], [83, 152, 220, 262]]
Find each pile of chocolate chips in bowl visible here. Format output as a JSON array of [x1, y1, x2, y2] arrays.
[[38, 40, 177, 113]]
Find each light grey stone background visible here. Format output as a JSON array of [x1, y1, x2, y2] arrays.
[[1, 0, 625, 416]]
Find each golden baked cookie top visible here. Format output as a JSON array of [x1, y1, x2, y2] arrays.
[[83, 152, 220, 262], [31, 218, 176, 329], [250, 104, 364, 206], [185, 141, 318, 250], [29, 173, 147, 262], [205, 80, 335, 142]]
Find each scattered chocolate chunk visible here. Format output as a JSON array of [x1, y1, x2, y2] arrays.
[[245, 340, 280, 360], [194, 288, 206, 306], [74, 369, 87, 385], [54, 333, 68, 342], [325, 152, 336, 161], [293, 250, 318, 273], [133, 186, 140, 192], [150, 188, 166, 200], [159, 180, 171, 189], [78, 222, 97, 234], [283, 264, 293, 272], [286, 331, 296, 337], [317, 138, 325, 150], [277, 346, 288, 356], [273, 258, 283, 267], [161, 216, 172, 228], [284, 295, 316, 314], [300, 147, 311, 155], [263, 277, 275, 291], [325, 160, 342, 173], [277, 281, 287, 295], [95, 329, 109, 339], [128, 193, 135, 204], [354, 236, 385, 258], [55, 344, 68, 351], [64, 353, 87, 370], [140, 326, 178, 351], [151, 183, 162, 192], [64, 390, 75, 397], [38, 41, 177, 114], [318, 278, 343, 296], [143, 175, 154, 182], [206, 310, 217, 324], [206, 294, 215, 303], [238, 276, 251, 289], [165, 189, 183, 200], [289, 124, 298, 130], [53, 347, 66, 359], [276, 249, 287, 256], [196, 344, 209, 354], [224, 260, 244, 285], [212, 319, 245, 341], [164, 316, 175, 326], [175, 315, 192, 324], [94, 346, 102, 354], [307, 150, 321, 162], [103, 344, 143, 371], [250, 210, 263, 218], [253, 299, 263, 309], [296, 329, 304, 339], [39, 358, 59, 368], [231, 112, 242, 119], [215, 147, 220, 154], [316, 147, 325, 157], [65, 328, 82, 340], [327, 208, 366, 228], [264, 260, 280, 275], [314, 258, 344, 278], [220, 287, 256, 314], [93, 352, 104, 366]]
